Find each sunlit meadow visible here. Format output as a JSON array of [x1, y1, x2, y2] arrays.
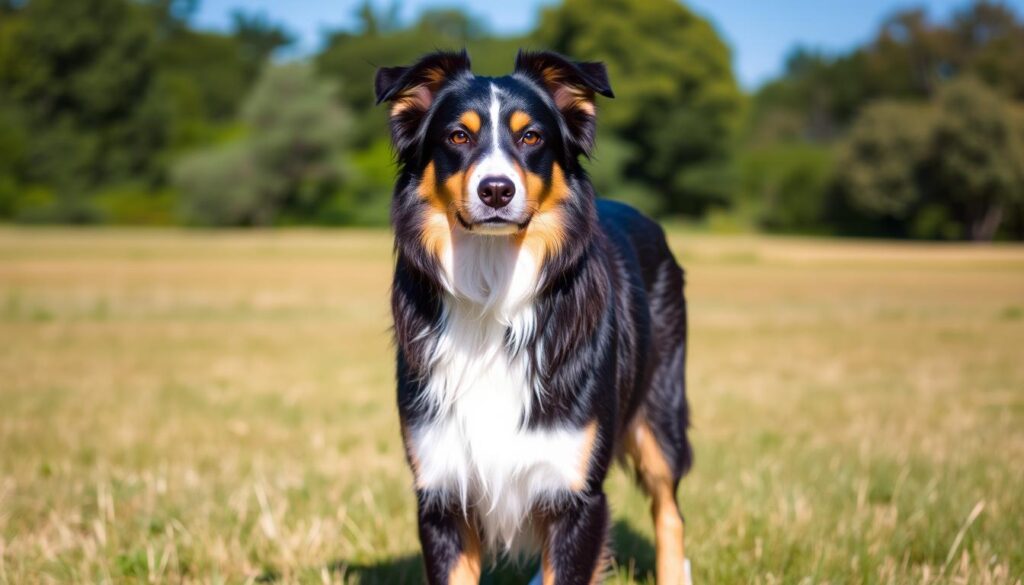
[[1, 228, 1022, 584]]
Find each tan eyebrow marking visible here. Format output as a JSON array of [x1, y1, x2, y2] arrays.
[[510, 110, 532, 133], [459, 110, 481, 134]]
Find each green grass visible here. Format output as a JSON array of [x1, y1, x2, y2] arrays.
[[1, 227, 1023, 584]]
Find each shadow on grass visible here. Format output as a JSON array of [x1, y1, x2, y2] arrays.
[[611, 519, 657, 581], [307, 556, 533, 585], [261, 520, 655, 584]]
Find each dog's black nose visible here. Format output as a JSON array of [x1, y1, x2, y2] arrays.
[[477, 176, 515, 209]]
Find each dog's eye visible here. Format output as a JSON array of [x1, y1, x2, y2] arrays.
[[521, 130, 542, 146], [449, 130, 470, 145]]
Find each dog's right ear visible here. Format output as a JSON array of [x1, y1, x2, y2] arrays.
[[375, 50, 472, 155]]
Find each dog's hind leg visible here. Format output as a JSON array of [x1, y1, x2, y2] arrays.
[[626, 253, 693, 584], [624, 414, 691, 585]]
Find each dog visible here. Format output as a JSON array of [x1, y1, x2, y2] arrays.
[[375, 49, 692, 584]]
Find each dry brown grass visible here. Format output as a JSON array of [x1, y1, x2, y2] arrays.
[[1, 227, 1022, 584]]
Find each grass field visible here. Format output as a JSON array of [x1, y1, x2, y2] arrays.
[[1, 227, 1023, 584]]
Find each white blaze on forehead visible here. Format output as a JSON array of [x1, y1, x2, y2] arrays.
[[489, 83, 502, 152], [465, 84, 527, 223]]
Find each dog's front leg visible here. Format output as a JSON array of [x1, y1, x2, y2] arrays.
[[416, 492, 481, 585], [539, 490, 611, 585]]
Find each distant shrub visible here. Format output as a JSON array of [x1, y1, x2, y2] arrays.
[[737, 143, 835, 233], [837, 79, 1024, 240], [318, 138, 395, 226], [836, 102, 934, 221], [92, 184, 177, 225], [174, 64, 350, 226], [586, 134, 664, 217]]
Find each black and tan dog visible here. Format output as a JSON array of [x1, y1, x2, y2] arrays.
[[376, 49, 692, 584]]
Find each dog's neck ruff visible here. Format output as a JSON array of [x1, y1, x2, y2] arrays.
[[423, 229, 541, 417]]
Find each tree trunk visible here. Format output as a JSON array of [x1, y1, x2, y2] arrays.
[[970, 203, 1004, 241]]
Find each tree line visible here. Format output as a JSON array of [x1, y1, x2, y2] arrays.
[[0, 0, 1022, 240]]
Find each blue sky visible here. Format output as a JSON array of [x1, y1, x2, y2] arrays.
[[193, 0, 1024, 89]]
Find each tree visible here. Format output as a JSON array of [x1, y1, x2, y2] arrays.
[[533, 0, 743, 216], [928, 78, 1024, 240], [837, 79, 1024, 240], [0, 0, 172, 204], [737, 144, 835, 233], [156, 29, 253, 122], [175, 64, 351, 226], [317, 3, 520, 148], [230, 10, 294, 80], [836, 101, 934, 222]]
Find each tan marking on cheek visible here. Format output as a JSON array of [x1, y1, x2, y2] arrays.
[[510, 110, 532, 133], [444, 170, 467, 206], [519, 163, 570, 262], [418, 162, 453, 210], [519, 208, 564, 264], [525, 171, 545, 203], [523, 162, 568, 207], [418, 162, 454, 261], [459, 110, 481, 134], [420, 210, 452, 265], [541, 163, 569, 210], [570, 421, 599, 492]]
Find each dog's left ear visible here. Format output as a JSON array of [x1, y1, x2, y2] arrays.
[[514, 50, 614, 156], [375, 50, 473, 155]]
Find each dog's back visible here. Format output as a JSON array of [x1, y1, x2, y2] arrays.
[[597, 198, 692, 474]]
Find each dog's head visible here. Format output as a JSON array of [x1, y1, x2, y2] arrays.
[[376, 50, 613, 251]]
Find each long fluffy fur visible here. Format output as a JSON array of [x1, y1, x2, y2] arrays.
[[380, 50, 693, 581]]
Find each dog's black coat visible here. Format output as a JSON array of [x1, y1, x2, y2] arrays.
[[378, 49, 691, 584]]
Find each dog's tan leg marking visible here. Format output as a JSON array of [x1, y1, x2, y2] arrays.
[[570, 420, 599, 492], [448, 517, 481, 584], [541, 545, 556, 585], [626, 420, 686, 585]]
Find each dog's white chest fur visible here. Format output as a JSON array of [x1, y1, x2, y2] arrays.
[[408, 234, 594, 552]]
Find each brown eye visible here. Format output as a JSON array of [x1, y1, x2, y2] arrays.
[[449, 130, 470, 145], [521, 130, 542, 146]]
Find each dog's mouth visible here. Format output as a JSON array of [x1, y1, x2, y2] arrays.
[[455, 211, 531, 235]]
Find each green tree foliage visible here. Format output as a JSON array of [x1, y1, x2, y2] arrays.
[[928, 78, 1024, 240], [752, 2, 1024, 143], [837, 79, 1024, 240], [0, 0, 171, 218], [533, 0, 743, 215], [0, 0, 288, 222], [836, 102, 935, 221], [175, 64, 351, 226], [317, 2, 523, 147], [1, 0, 1022, 239], [737, 144, 835, 233], [745, 1, 1024, 240]]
